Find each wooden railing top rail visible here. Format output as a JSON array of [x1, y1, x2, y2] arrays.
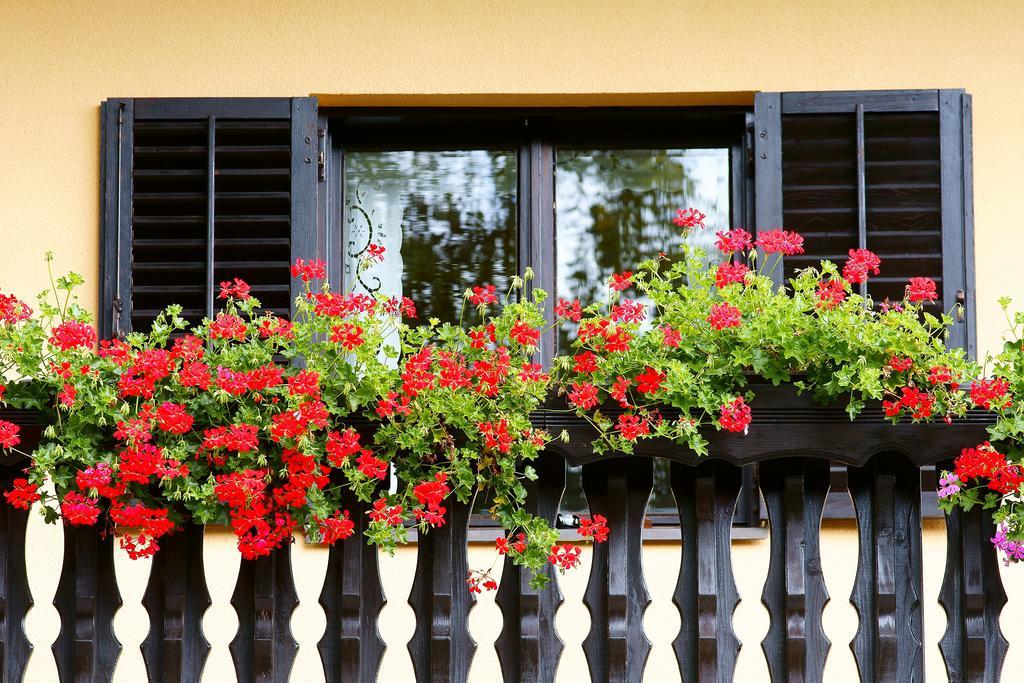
[[1, 383, 996, 469]]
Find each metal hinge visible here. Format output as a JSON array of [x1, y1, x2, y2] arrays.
[[112, 298, 124, 338], [317, 128, 326, 181]]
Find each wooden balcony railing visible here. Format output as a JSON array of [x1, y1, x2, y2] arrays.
[[0, 386, 1008, 682]]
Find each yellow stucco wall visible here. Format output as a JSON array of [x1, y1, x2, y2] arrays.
[[2, 0, 1024, 355], [4, 1, 1024, 680]]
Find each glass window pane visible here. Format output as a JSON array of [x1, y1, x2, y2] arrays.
[[555, 147, 731, 515], [344, 150, 517, 324], [555, 148, 731, 349]]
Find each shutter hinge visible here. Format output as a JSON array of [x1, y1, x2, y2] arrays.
[[112, 298, 125, 338], [317, 128, 326, 182]]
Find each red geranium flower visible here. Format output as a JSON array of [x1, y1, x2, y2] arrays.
[[673, 207, 707, 230], [970, 378, 1012, 410], [331, 323, 364, 350], [548, 543, 582, 571], [318, 511, 356, 544], [609, 271, 633, 292], [715, 229, 753, 254], [218, 277, 251, 300], [816, 279, 847, 310], [843, 249, 881, 284], [0, 294, 32, 325], [61, 492, 101, 526], [4, 478, 40, 509], [510, 321, 540, 347], [0, 420, 21, 449], [715, 263, 750, 288], [356, 452, 388, 480], [568, 382, 599, 410], [291, 258, 327, 282], [755, 229, 805, 255], [578, 514, 610, 543], [155, 402, 194, 434], [555, 298, 582, 322], [635, 367, 665, 394], [719, 397, 752, 433], [707, 302, 742, 330], [365, 243, 387, 264], [469, 285, 498, 306], [907, 277, 938, 303], [49, 320, 96, 351]]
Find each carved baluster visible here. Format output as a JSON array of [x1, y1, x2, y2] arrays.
[[938, 462, 1008, 682], [495, 452, 565, 682], [141, 524, 211, 682], [318, 491, 385, 682], [759, 458, 831, 683], [671, 460, 741, 683], [0, 463, 33, 680], [408, 494, 476, 682], [229, 545, 299, 683], [582, 457, 653, 683], [848, 454, 923, 682], [52, 525, 122, 682]]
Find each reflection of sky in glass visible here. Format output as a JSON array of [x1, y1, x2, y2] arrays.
[[344, 150, 517, 324], [556, 148, 730, 514], [555, 148, 730, 350]]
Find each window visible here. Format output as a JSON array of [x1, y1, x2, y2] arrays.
[[329, 108, 755, 525], [101, 92, 974, 528]]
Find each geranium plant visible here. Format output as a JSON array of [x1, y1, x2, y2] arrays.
[[2, 207, 1023, 591]]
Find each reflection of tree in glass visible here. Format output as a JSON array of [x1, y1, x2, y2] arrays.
[[556, 149, 729, 349], [344, 150, 517, 325]]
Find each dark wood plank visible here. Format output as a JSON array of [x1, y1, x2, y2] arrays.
[[520, 141, 557, 366], [289, 96, 320, 317], [408, 495, 477, 683], [545, 387, 993, 469], [0, 464, 32, 681], [134, 99, 293, 120], [759, 458, 831, 683], [52, 526, 122, 682], [671, 460, 741, 683], [939, 89, 974, 354], [495, 452, 565, 682], [141, 525, 212, 683], [754, 92, 784, 287], [318, 491, 385, 683], [937, 460, 1007, 683], [229, 546, 299, 683], [780, 90, 940, 114], [581, 457, 653, 682], [848, 454, 923, 682], [99, 98, 134, 339]]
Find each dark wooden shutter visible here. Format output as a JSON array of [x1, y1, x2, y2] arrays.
[[754, 90, 975, 354], [99, 97, 320, 338]]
